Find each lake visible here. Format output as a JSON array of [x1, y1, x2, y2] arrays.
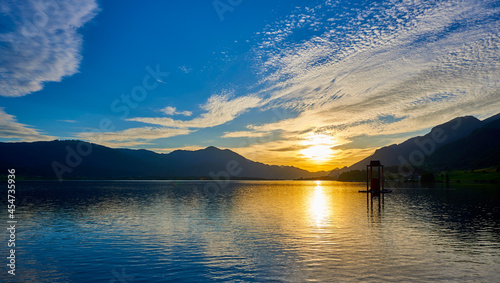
[[1, 180, 500, 282]]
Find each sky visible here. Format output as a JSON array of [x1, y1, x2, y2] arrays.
[[0, 0, 499, 172]]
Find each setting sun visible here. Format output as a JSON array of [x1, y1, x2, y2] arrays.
[[300, 133, 336, 162]]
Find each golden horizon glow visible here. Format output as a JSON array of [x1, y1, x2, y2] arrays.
[[300, 133, 336, 162], [153, 138, 376, 173]]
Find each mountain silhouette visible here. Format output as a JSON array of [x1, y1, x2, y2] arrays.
[[334, 113, 500, 174], [425, 116, 500, 170], [0, 141, 327, 180]]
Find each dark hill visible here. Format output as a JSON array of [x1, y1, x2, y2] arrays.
[[346, 116, 482, 171], [425, 116, 500, 170], [0, 140, 327, 180], [0, 140, 153, 179], [333, 113, 500, 175]]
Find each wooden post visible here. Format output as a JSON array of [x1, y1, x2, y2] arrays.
[[381, 165, 384, 191], [366, 165, 369, 191]]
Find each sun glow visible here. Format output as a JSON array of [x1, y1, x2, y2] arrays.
[[300, 133, 336, 162]]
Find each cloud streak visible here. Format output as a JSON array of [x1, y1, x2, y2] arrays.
[[76, 127, 192, 148], [159, 106, 192, 117], [129, 93, 262, 129], [221, 131, 269, 138], [0, 0, 99, 97], [0, 108, 55, 141]]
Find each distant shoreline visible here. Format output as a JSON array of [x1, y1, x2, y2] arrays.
[[2, 177, 498, 184]]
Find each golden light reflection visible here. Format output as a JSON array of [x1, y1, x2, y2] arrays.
[[300, 133, 336, 162], [308, 182, 330, 227]]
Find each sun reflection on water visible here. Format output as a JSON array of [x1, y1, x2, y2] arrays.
[[308, 182, 330, 227]]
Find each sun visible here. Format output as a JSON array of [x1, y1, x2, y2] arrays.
[[300, 133, 336, 162]]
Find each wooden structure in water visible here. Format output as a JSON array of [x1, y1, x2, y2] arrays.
[[359, 160, 392, 193]]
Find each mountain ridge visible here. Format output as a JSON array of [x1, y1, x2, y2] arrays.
[[332, 113, 500, 176], [0, 140, 327, 180]]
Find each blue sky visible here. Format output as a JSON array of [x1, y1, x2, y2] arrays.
[[1, 0, 499, 171]]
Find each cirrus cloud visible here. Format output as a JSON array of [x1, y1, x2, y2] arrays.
[[0, 0, 99, 97], [159, 106, 192, 117], [129, 93, 262, 129], [0, 108, 55, 141], [76, 126, 193, 148]]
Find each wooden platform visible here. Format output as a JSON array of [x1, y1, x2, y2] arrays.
[[358, 189, 392, 193]]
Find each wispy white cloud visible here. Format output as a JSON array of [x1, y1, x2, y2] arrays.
[[0, 108, 55, 141], [221, 131, 269, 138], [159, 106, 192, 117], [0, 0, 99, 97], [85, 93, 262, 147], [178, 66, 191, 74], [76, 127, 192, 148], [129, 92, 262, 128], [58, 119, 77, 123]]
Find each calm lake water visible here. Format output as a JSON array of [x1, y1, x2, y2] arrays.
[[1, 180, 500, 282]]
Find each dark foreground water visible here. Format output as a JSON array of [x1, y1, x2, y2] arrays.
[[1, 180, 500, 282]]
